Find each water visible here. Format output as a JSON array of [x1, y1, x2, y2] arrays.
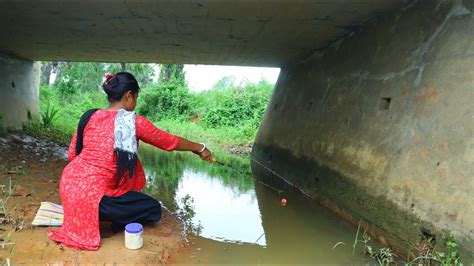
[[140, 145, 371, 264]]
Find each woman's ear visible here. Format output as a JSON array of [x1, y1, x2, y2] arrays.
[[125, 90, 133, 101]]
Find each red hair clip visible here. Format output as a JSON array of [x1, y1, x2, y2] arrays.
[[104, 73, 116, 85]]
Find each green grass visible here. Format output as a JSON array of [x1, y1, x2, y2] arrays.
[[155, 119, 254, 150]]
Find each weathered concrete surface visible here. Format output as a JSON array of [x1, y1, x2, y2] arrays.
[[0, 54, 40, 128], [0, 1, 405, 66], [253, 0, 473, 261]]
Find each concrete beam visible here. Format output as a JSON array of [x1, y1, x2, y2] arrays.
[[0, 1, 404, 66], [0, 54, 40, 129]]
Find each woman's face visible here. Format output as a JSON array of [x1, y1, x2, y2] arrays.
[[124, 91, 139, 111]]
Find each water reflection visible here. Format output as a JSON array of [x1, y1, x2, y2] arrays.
[[140, 145, 370, 264], [175, 169, 266, 245]]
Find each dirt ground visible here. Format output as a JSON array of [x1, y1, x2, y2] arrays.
[[0, 134, 187, 264]]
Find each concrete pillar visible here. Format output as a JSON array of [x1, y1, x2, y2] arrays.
[[252, 0, 473, 261], [0, 53, 40, 129]]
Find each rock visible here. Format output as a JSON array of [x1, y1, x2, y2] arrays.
[[11, 134, 36, 144], [11, 135, 24, 144], [14, 185, 31, 197], [0, 138, 7, 145]]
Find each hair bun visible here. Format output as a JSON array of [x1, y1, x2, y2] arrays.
[[103, 73, 118, 90], [102, 72, 140, 103]]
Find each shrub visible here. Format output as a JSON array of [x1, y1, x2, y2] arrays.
[[137, 80, 192, 121]]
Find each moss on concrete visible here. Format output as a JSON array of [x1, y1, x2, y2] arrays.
[[251, 143, 473, 262]]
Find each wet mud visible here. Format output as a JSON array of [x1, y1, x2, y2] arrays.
[[0, 134, 186, 264]]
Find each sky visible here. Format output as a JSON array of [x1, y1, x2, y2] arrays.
[[49, 64, 281, 91], [183, 65, 280, 92]]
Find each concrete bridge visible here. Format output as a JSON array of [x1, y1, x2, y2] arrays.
[[1, 0, 472, 261]]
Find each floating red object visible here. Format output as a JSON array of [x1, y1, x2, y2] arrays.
[[280, 198, 287, 207]]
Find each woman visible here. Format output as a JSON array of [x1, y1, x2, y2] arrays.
[[48, 72, 213, 250]]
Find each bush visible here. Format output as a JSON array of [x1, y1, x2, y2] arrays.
[[39, 84, 108, 134], [137, 80, 192, 121], [198, 79, 273, 129]]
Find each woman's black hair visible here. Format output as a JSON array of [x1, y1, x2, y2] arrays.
[[102, 72, 140, 102]]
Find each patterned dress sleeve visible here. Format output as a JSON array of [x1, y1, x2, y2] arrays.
[[136, 115, 180, 151], [67, 130, 78, 161]]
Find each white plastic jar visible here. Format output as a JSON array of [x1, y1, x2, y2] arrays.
[[124, 223, 143, 250]]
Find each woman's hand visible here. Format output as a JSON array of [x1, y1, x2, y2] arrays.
[[174, 137, 216, 163], [197, 148, 216, 163]]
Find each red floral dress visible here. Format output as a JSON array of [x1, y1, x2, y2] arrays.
[[48, 110, 179, 250]]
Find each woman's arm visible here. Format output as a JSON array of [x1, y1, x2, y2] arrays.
[[67, 130, 78, 161], [174, 137, 214, 161], [136, 115, 214, 161]]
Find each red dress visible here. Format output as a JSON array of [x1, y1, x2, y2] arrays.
[[48, 110, 179, 250]]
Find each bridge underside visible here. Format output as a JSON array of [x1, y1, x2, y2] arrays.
[[1, 0, 473, 262], [0, 1, 402, 66]]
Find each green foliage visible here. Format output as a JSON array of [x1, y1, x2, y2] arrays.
[[360, 232, 396, 265], [39, 84, 108, 134], [35, 63, 275, 153], [55, 62, 105, 95], [137, 64, 191, 121], [435, 236, 462, 265], [159, 64, 185, 83], [211, 76, 236, 91], [137, 80, 192, 120], [22, 84, 109, 144], [41, 103, 59, 127], [22, 122, 72, 145], [196, 79, 273, 137], [155, 119, 252, 149], [107, 63, 155, 87], [52, 62, 155, 96]]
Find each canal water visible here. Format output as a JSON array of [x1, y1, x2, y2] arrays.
[[140, 145, 372, 264]]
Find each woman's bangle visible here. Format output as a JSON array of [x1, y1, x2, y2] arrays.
[[197, 143, 206, 154]]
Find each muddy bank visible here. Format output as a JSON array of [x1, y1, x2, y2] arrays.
[[0, 134, 187, 264]]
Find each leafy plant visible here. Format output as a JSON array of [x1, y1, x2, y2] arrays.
[[360, 232, 396, 265], [41, 103, 59, 128], [406, 232, 465, 265], [435, 236, 462, 265]]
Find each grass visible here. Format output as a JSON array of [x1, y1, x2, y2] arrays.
[[343, 220, 464, 265], [0, 176, 18, 265], [21, 122, 72, 145], [155, 118, 255, 151]]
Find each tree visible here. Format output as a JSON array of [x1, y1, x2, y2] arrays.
[[54, 62, 105, 95], [211, 76, 236, 91], [40, 62, 53, 86], [137, 64, 190, 120], [108, 63, 155, 87], [159, 64, 185, 84]]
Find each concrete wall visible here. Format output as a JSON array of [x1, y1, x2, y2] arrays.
[[252, 0, 473, 261], [0, 53, 40, 128]]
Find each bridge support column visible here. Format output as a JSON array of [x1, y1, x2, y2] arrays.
[[252, 0, 473, 261], [0, 53, 40, 129]]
